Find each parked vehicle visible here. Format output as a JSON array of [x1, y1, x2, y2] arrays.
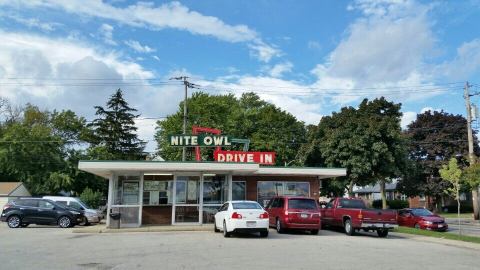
[[43, 196, 103, 225], [214, 200, 269, 238], [320, 197, 398, 237], [265, 196, 321, 235], [1, 198, 84, 228], [397, 208, 448, 231]]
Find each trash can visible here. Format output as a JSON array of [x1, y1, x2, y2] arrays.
[[109, 211, 121, 229]]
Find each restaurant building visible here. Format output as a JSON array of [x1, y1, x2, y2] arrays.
[[78, 161, 346, 228]]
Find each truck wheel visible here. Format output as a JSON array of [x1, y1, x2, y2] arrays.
[[311, 229, 319, 235], [276, 218, 284, 234], [377, 229, 389, 238], [344, 219, 355, 236]]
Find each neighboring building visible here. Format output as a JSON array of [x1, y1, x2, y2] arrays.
[[0, 182, 31, 209], [78, 161, 346, 228], [353, 182, 406, 202]]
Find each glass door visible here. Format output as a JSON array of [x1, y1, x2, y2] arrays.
[[173, 175, 200, 224], [202, 175, 228, 224]]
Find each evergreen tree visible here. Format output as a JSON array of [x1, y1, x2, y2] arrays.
[[89, 89, 145, 160]]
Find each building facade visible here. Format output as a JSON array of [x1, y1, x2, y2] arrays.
[[79, 161, 346, 228]]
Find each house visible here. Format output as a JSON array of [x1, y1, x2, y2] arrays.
[[353, 182, 407, 202], [0, 182, 31, 209]]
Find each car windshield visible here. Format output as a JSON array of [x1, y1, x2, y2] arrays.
[[232, 202, 262, 210], [288, 199, 317, 210], [76, 199, 91, 209], [411, 208, 434, 216]]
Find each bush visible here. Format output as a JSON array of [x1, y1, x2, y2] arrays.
[[372, 199, 409, 209], [79, 187, 103, 209]]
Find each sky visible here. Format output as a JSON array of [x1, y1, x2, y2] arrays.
[[1, 0, 480, 152]]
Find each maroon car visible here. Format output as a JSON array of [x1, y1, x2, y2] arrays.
[[397, 208, 448, 231], [265, 196, 321, 235]]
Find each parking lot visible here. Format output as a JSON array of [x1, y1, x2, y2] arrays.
[[1, 224, 479, 270]]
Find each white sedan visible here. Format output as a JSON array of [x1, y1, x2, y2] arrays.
[[214, 200, 269, 238]]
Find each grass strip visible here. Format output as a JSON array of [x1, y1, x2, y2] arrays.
[[393, 226, 480, 244], [439, 213, 473, 218]]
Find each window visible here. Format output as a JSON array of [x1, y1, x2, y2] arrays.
[[232, 181, 246, 201], [143, 180, 171, 205], [277, 198, 285, 208], [257, 181, 310, 206], [338, 199, 366, 209], [219, 203, 229, 212], [203, 176, 227, 204], [326, 200, 334, 209], [17, 199, 38, 207], [270, 198, 279, 208], [288, 198, 317, 210], [38, 200, 55, 209], [69, 201, 83, 210], [232, 202, 262, 210]]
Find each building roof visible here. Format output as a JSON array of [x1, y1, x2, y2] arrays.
[[78, 160, 346, 179], [0, 182, 23, 196], [353, 182, 398, 194]]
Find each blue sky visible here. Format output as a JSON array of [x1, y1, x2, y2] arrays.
[[1, 0, 480, 152]]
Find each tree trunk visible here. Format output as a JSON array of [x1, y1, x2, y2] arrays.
[[380, 180, 387, 209], [472, 187, 479, 221], [348, 180, 355, 197], [457, 194, 461, 236]]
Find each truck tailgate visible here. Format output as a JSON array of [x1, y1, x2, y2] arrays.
[[361, 209, 397, 224]]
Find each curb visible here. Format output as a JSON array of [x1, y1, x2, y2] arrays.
[[391, 232, 480, 251], [72, 225, 212, 234]]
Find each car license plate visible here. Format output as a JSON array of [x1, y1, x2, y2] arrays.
[[301, 214, 309, 218], [246, 221, 256, 227], [438, 224, 443, 228]]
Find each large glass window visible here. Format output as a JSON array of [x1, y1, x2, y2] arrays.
[[114, 175, 140, 205], [257, 181, 310, 207], [143, 180, 172, 205], [232, 181, 246, 201], [203, 175, 227, 204]]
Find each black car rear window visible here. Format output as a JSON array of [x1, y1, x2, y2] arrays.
[[288, 199, 317, 210], [339, 199, 366, 209]]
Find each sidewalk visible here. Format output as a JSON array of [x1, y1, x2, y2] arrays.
[[445, 218, 480, 227], [72, 224, 213, 233]]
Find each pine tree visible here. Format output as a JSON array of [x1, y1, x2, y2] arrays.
[[89, 89, 146, 160]]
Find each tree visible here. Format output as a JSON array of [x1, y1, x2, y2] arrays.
[[302, 97, 407, 208], [89, 89, 146, 160], [462, 163, 480, 220], [402, 110, 480, 211], [439, 158, 463, 234], [155, 92, 306, 165]]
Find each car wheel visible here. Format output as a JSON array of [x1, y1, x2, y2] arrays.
[[58, 216, 72, 228], [276, 218, 284, 233], [78, 217, 89, 226], [214, 218, 220, 233], [414, 223, 420, 229], [223, 221, 230, 238], [377, 229, 389, 238], [20, 223, 29, 228], [260, 230, 269, 238], [7, 215, 21, 228], [344, 219, 355, 236], [311, 229, 319, 235]]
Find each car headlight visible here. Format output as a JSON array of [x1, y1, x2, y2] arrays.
[[423, 221, 433, 225], [84, 212, 96, 217], [70, 211, 81, 215]]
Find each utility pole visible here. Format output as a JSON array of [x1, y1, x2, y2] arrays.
[[464, 81, 480, 220], [169, 76, 200, 161]]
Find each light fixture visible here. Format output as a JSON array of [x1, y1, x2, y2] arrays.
[[143, 173, 173, 176]]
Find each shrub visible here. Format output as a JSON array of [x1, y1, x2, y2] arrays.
[[372, 199, 409, 209], [80, 187, 103, 209]]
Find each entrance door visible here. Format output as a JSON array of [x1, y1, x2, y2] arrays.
[[173, 175, 200, 224]]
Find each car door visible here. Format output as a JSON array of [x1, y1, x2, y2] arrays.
[[215, 203, 229, 229], [17, 199, 39, 223], [322, 199, 335, 226], [266, 198, 277, 226], [37, 200, 58, 224]]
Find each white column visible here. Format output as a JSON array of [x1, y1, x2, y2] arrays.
[[138, 172, 144, 227], [228, 174, 233, 201], [171, 174, 177, 225], [106, 173, 115, 228]]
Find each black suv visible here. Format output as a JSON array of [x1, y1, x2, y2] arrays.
[[1, 198, 84, 228]]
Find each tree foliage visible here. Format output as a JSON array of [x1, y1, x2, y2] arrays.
[[399, 110, 479, 200], [155, 92, 306, 165], [300, 97, 407, 202], [88, 89, 146, 160]]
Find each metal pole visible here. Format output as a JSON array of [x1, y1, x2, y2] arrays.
[[182, 77, 187, 161]]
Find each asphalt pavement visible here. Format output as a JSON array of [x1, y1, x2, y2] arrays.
[[1, 223, 479, 270], [446, 218, 480, 236]]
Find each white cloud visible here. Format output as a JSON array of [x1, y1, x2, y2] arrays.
[[124, 40, 156, 53], [268, 62, 293, 78], [152, 55, 160, 61], [401, 111, 417, 129], [0, 12, 59, 32], [437, 39, 480, 80], [98, 23, 116, 45], [2, 0, 280, 62], [307, 41, 322, 51]]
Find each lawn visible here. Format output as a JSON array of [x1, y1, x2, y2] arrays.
[[439, 212, 473, 218], [393, 226, 480, 244]]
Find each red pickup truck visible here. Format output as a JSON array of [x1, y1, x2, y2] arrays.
[[320, 197, 398, 237]]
